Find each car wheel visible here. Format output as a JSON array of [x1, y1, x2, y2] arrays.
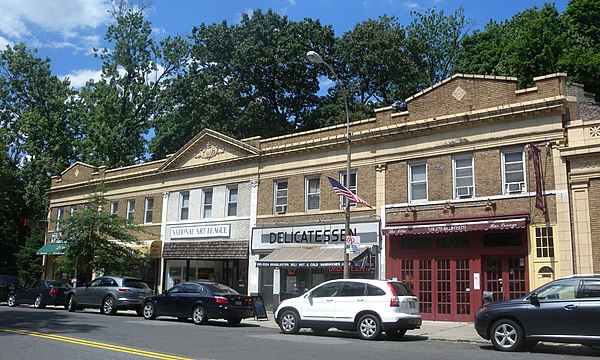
[[142, 302, 156, 320], [279, 309, 300, 334], [7, 294, 16, 307], [311, 327, 328, 335], [386, 328, 407, 339], [34, 295, 46, 309], [192, 306, 208, 325], [226, 318, 242, 326], [490, 319, 524, 352], [101, 296, 117, 315], [357, 314, 382, 340], [67, 295, 77, 312]]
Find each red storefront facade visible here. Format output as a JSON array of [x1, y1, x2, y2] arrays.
[[384, 214, 530, 322]]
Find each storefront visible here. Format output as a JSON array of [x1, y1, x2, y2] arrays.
[[251, 219, 381, 313], [162, 223, 249, 293], [383, 213, 530, 322]]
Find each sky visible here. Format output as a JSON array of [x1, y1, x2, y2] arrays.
[[0, 0, 570, 88]]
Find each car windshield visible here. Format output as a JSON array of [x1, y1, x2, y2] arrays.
[[388, 282, 412, 296], [47, 280, 71, 288], [123, 279, 150, 289], [209, 283, 239, 294]]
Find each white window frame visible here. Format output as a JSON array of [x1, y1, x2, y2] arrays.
[[273, 179, 288, 214], [202, 188, 213, 219], [56, 207, 64, 231], [408, 163, 428, 203], [502, 148, 526, 194], [70, 205, 77, 216], [110, 201, 118, 217], [179, 191, 189, 221], [305, 176, 321, 212], [126, 199, 136, 223], [227, 186, 238, 217], [453, 155, 474, 199], [339, 171, 357, 209], [144, 197, 154, 224]]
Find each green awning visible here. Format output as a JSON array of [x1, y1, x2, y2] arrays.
[[36, 243, 68, 255]]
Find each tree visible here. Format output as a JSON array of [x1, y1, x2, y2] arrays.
[[78, 0, 188, 168], [406, 7, 473, 87], [56, 189, 147, 283], [150, 9, 335, 158], [331, 16, 420, 115], [15, 229, 44, 283], [455, 4, 566, 89]]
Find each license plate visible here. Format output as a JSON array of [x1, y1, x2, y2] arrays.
[[235, 301, 242, 306]]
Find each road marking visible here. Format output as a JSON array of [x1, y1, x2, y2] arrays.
[[0, 328, 194, 360]]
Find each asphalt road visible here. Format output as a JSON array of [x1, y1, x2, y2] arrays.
[[1, 305, 599, 360]]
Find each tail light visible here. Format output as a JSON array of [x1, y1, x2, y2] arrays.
[[388, 282, 400, 307], [215, 296, 229, 304], [49, 288, 59, 295], [117, 288, 131, 293], [248, 298, 252, 305]]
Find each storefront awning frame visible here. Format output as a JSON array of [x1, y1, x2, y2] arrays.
[[36, 243, 68, 255], [256, 246, 370, 268]]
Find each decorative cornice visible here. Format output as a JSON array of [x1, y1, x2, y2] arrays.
[[194, 142, 224, 160]]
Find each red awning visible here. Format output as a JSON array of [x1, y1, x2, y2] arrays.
[[382, 216, 528, 236]]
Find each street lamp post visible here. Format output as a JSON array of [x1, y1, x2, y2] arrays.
[[307, 50, 351, 279]]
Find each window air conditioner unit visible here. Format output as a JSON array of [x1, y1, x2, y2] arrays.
[[506, 182, 524, 193], [456, 186, 473, 198], [275, 205, 287, 214]]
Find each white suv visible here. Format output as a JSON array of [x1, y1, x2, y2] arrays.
[[274, 279, 421, 340]]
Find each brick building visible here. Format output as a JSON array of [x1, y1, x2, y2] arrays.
[[42, 72, 600, 321]]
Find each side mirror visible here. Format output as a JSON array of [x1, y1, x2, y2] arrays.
[[530, 292, 540, 306], [482, 291, 493, 304], [163, 289, 168, 295]]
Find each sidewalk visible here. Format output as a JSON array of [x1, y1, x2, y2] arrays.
[[247, 317, 486, 343]]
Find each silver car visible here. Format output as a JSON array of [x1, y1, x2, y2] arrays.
[[65, 275, 153, 315]]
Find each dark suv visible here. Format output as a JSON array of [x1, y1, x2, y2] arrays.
[[475, 275, 600, 351], [65, 275, 152, 315]]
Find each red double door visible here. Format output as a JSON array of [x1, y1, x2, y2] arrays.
[[392, 255, 527, 322]]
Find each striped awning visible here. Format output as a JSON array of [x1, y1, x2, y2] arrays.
[[256, 247, 368, 268]]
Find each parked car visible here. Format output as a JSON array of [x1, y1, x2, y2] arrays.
[[0, 275, 19, 303], [7, 279, 71, 308], [65, 275, 152, 315], [274, 279, 422, 340], [475, 275, 600, 352], [142, 280, 254, 325]]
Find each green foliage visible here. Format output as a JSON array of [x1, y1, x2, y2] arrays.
[[150, 9, 335, 158], [56, 189, 148, 279], [16, 229, 44, 283]]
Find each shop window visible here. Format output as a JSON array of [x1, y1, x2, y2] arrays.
[[453, 154, 474, 199], [401, 238, 433, 250], [535, 226, 555, 258], [502, 148, 526, 194], [409, 163, 427, 202], [273, 179, 288, 214], [110, 201, 118, 218], [227, 186, 238, 217], [144, 197, 154, 223], [202, 188, 213, 218], [339, 171, 357, 208], [179, 191, 189, 220], [126, 199, 135, 223], [483, 233, 522, 247], [437, 236, 469, 249], [305, 176, 320, 211]]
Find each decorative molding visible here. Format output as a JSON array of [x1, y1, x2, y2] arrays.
[[74, 169, 80, 177], [590, 126, 600, 138], [250, 180, 259, 188], [194, 142, 224, 160], [376, 164, 387, 172], [452, 86, 466, 101]]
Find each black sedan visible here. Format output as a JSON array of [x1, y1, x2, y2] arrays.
[[8, 279, 71, 309], [142, 281, 254, 325], [475, 274, 600, 352]]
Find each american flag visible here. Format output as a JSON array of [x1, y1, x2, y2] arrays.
[[327, 176, 372, 209]]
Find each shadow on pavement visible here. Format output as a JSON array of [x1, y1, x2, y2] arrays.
[[477, 343, 600, 357], [0, 307, 103, 336]]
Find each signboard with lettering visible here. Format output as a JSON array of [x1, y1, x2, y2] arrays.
[[346, 235, 360, 254], [251, 293, 268, 320], [170, 224, 231, 239]]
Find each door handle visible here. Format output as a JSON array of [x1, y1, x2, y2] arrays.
[[357, 299, 365, 302], [564, 304, 577, 311], [326, 299, 333, 302]]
